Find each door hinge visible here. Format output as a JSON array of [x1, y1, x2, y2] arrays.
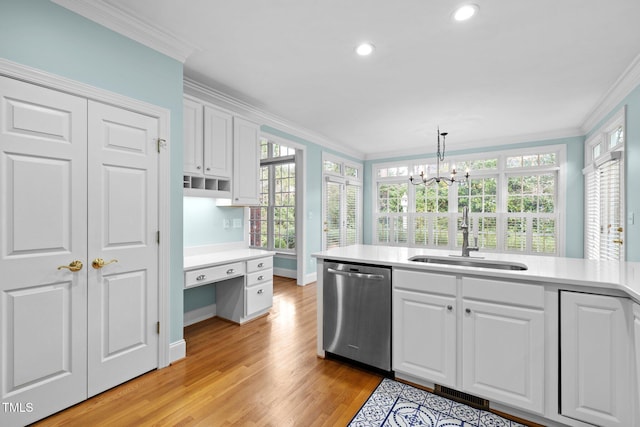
[[157, 138, 167, 153], [157, 230, 160, 244], [156, 321, 160, 334]]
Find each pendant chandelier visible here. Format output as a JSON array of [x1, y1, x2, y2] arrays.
[[409, 127, 469, 187]]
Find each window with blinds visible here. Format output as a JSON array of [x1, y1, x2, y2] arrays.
[[583, 107, 625, 261], [322, 154, 363, 250], [584, 154, 623, 260], [372, 148, 562, 255]]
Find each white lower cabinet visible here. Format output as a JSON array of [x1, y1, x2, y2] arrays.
[[393, 270, 545, 416], [461, 277, 545, 414], [393, 270, 457, 387], [560, 291, 632, 427], [187, 256, 273, 324]]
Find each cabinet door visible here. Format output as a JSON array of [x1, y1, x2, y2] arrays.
[[203, 105, 232, 178], [393, 289, 456, 387], [183, 97, 203, 175], [560, 291, 631, 427], [232, 117, 260, 205], [462, 299, 544, 414]]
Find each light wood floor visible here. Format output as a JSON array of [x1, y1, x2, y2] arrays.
[[34, 277, 382, 426]]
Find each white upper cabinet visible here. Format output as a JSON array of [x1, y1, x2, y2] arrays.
[[232, 116, 260, 205], [203, 105, 232, 178], [183, 97, 203, 175], [183, 95, 260, 202]]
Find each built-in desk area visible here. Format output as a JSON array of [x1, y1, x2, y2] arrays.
[[184, 247, 274, 324]]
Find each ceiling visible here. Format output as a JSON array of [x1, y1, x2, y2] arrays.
[[62, 0, 640, 158]]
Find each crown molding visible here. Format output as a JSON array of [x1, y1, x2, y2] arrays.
[[581, 52, 640, 134], [365, 127, 583, 161], [183, 77, 366, 160], [51, 0, 199, 62]]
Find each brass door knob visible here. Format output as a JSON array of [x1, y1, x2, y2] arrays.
[[92, 258, 118, 269], [58, 260, 83, 272]]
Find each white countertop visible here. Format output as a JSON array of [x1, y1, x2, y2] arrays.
[[312, 244, 640, 302], [184, 248, 273, 271]]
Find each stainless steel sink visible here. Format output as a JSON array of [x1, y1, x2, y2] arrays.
[[408, 255, 528, 271]]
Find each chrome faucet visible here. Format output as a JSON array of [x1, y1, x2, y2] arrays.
[[460, 206, 479, 257]]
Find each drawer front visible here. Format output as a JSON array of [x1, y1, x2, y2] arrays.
[[184, 262, 245, 288], [245, 282, 273, 315], [247, 256, 273, 273], [246, 269, 273, 287]]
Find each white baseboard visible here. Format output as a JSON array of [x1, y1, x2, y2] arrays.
[[169, 339, 186, 363], [273, 267, 296, 279], [302, 271, 317, 286], [184, 303, 217, 327]]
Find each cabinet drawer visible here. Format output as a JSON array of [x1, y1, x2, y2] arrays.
[[247, 256, 273, 273], [245, 282, 273, 315], [393, 268, 457, 296], [247, 269, 273, 287], [462, 277, 544, 308], [184, 262, 245, 288]]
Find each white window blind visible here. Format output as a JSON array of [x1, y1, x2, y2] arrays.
[[583, 106, 625, 261], [586, 159, 622, 260], [323, 180, 342, 249]]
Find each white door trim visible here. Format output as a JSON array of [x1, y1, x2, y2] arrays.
[[0, 57, 172, 368]]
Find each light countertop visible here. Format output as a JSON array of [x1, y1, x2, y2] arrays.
[[184, 248, 273, 271], [312, 244, 640, 303]]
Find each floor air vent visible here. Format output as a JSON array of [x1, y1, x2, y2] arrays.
[[434, 384, 490, 411]]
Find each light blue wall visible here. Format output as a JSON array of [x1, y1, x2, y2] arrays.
[[0, 0, 185, 343], [364, 136, 586, 258], [183, 197, 245, 246]]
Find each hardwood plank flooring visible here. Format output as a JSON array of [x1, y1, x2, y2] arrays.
[[34, 277, 382, 426]]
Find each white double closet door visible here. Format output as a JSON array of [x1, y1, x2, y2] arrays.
[[0, 76, 159, 426]]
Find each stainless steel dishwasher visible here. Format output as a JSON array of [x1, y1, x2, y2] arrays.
[[323, 261, 391, 372]]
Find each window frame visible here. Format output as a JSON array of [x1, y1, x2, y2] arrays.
[[583, 106, 626, 260], [250, 136, 298, 255], [371, 144, 566, 255], [322, 152, 363, 249]]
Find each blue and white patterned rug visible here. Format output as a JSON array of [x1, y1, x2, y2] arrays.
[[349, 378, 527, 427]]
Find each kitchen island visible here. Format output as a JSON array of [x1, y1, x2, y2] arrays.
[[313, 245, 640, 427]]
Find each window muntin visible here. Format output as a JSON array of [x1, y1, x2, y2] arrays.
[[250, 138, 296, 253], [584, 107, 625, 260], [372, 147, 562, 255], [322, 154, 363, 249]]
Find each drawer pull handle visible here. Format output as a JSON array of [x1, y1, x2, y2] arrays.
[[257, 275, 264, 281], [257, 262, 264, 268], [465, 308, 471, 314], [196, 274, 206, 281], [257, 289, 264, 295], [226, 268, 235, 275], [447, 305, 453, 311]]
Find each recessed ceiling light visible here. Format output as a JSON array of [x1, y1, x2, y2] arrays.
[[453, 4, 479, 21], [355, 43, 375, 56]]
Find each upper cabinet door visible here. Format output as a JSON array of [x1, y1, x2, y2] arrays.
[[183, 97, 203, 175], [232, 117, 260, 205], [203, 105, 232, 178]]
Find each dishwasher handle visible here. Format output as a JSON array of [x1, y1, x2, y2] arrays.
[[326, 267, 386, 280]]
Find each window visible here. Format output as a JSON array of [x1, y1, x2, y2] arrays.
[[584, 107, 625, 260], [372, 147, 563, 255], [322, 154, 363, 249], [250, 138, 296, 252]]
